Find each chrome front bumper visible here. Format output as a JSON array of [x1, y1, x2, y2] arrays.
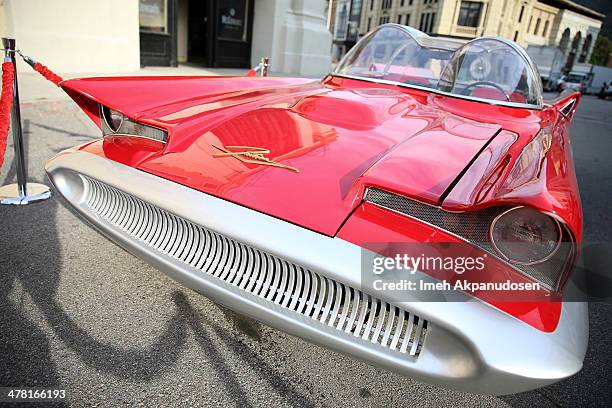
[[46, 150, 588, 395]]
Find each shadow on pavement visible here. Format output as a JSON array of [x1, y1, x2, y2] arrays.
[[0, 195, 189, 379], [0, 113, 317, 406], [0, 194, 317, 406]]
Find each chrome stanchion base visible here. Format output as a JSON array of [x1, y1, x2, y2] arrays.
[[0, 183, 52, 205]]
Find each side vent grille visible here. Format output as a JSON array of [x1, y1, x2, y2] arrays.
[[365, 188, 500, 244], [83, 177, 428, 357]]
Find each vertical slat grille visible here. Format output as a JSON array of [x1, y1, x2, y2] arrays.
[[84, 177, 428, 357]]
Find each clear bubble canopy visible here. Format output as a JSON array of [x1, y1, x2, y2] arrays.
[[334, 25, 543, 107]]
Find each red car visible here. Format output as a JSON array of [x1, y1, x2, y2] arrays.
[[46, 25, 585, 395]]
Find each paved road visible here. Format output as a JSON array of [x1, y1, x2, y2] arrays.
[[0, 95, 610, 407]]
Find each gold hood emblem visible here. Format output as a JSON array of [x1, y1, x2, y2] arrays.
[[212, 145, 299, 173]]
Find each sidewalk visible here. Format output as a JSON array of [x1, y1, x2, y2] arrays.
[[13, 64, 251, 102]]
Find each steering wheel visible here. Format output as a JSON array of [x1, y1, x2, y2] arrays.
[[462, 81, 511, 102]]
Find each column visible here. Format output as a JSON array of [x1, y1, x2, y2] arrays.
[[251, 0, 332, 76]]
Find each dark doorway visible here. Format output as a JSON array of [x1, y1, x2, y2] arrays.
[[183, 0, 254, 68], [213, 0, 254, 67], [188, 0, 213, 65]]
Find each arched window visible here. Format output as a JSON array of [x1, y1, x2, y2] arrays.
[[579, 34, 592, 63], [542, 20, 549, 37], [559, 28, 570, 53], [534, 18, 541, 35], [571, 32, 582, 53]]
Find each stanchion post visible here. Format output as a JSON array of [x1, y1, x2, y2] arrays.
[[4, 38, 26, 196], [260, 57, 269, 77], [0, 37, 51, 205]]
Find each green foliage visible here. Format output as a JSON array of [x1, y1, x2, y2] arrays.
[[590, 35, 612, 66]]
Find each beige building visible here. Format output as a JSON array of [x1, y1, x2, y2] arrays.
[[359, 0, 604, 66], [0, 0, 332, 76]]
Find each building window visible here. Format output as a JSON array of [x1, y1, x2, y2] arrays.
[[513, 31, 519, 41], [381, 0, 392, 9], [542, 20, 549, 37], [528, 16, 533, 32], [534, 18, 541, 35], [559, 28, 570, 53], [379, 16, 390, 25], [367, 17, 372, 31], [579, 33, 592, 63], [398, 14, 403, 23], [518, 5, 525, 23], [139, 0, 168, 33], [419, 12, 435, 32], [370, 0, 374, 11], [401, 0, 405, 5], [405, 14, 411, 25], [457, 1, 482, 28]]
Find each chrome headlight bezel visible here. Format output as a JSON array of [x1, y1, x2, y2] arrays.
[[99, 105, 168, 143], [489, 206, 563, 266], [101, 106, 124, 132]]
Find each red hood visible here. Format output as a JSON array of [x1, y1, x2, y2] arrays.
[[63, 76, 504, 236]]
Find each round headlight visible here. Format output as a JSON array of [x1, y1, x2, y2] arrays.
[[102, 106, 124, 133], [490, 207, 561, 265]]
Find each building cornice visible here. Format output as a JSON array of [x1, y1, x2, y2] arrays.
[[539, 0, 605, 20]]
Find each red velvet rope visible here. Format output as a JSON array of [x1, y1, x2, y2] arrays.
[[0, 61, 15, 171], [33, 62, 63, 86]]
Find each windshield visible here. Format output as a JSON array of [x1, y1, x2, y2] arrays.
[[334, 24, 543, 108], [335, 25, 452, 89]]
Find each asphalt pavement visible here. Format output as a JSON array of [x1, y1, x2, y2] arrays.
[[0, 92, 610, 407]]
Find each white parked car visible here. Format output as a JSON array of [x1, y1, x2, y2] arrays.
[[558, 74, 586, 92]]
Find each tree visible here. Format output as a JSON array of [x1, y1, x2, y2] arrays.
[[590, 35, 612, 66]]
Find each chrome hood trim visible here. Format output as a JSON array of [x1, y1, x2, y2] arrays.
[[46, 150, 587, 395]]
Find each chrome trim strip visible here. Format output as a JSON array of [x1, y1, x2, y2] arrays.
[[100, 105, 123, 133], [46, 150, 588, 395], [331, 73, 543, 110], [559, 98, 577, 119]]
